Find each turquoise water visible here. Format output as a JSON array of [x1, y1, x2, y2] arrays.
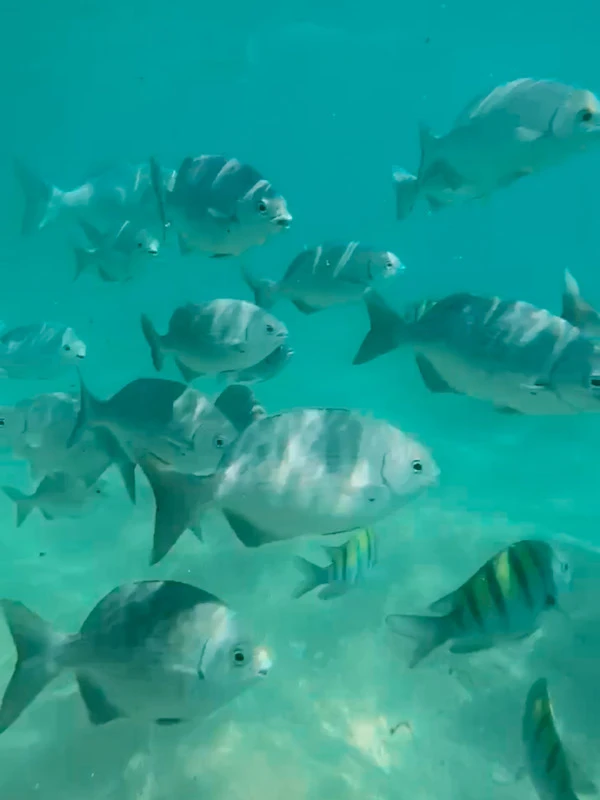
[[2, 1, 600, 797]]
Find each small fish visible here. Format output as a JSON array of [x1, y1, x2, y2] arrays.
[[219, 343, 294, 385], [140, 300, 288, 382], [244, 242, 403, 314], [15, 160, 176, 236], [522, 678, 596, 800], [0, 580, 272, 733], [386, 540, 571, 667], [2, 472, 107, 526], [393, 79, 600, 220], [67, 375, 247, 475], [0, 323, 86, 379], [293, 528, 378, 599], [159, 154, 292, 257], [561, 269, 600, 339], [74, 219, 160, 283]]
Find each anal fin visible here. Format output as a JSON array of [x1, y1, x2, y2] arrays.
[[76, 674, 124, 726], [415, 354, 459, 394], [222, 510, 278, 548], [449, 638, 494, 655], [292, 299, 319, 315], [175, 358, 204, 383]]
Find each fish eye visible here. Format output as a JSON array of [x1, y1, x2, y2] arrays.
[[0, 419, 5, 428], [561, 562, 570, 574], [411, 459, 423, 473], [232, 647, 247, 666], [590, 376, 600, 388], [578, 108, 594, 123], [137, 241, 143, 248], [63, 344, 71, 352], [257, 200, 268, 213], [95, 488, 102, 494], [213, 434, 226, 448], [265, 323, 275, 333]]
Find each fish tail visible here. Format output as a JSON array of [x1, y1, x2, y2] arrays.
[[14, 160, 60, 235], [292, 557, 328, 599], [385, 613, 451, 667], [241, 266, 277, 310], [140, 314, 164, 372], [2, 486, 33, 528], [0, 600, 70, 734], [353, 289, 408, 366], [73, 247, 98, 282], [392, 166, 419, 221], [67, 371, 103, 448]]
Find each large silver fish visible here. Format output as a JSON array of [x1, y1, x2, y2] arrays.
[[0, 580, 272, 733], [393, 79, 600, 220], [354, 290, 600, 415], [140, 299, 288, 382], [0, 323, 86, 380], [74, 219, 160, 284], [243, 242, 403, 314], [155, 155, 292, 257]]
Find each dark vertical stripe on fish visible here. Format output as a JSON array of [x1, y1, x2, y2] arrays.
[[526, 541, 555, 600], [545, 741, 561, 777], [509, 547, 534, 609], [533, 708, 553, 743], [463, 582, 484, 630], [484, 561, 508, 622]]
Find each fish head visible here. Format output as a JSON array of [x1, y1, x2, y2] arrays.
[[134, 228, 160, 256], [246, 308, 288, 359], [550, 546, 573, 593], [190, 409, 238, 475], [381, 429, 440, 501], [369, 250, 405, 280], [239, 184, 292, 235], [60, 328, 87, 364], [552, 88, 600, 147], [553, 341, 600, 410]]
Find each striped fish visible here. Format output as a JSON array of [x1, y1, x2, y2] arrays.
[[292, 528, 378, 599], [523, 678, 596, 800], [386, 540, 570, 667]]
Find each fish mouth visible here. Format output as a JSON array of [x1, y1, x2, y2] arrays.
[[75, 354, 86, 359], [274, 215, 292, 228], [254, 647, 272, 677]]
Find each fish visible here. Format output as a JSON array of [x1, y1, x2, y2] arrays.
[[155, 154, 292, 257], [219, 343, 294, 385], [243, 242, 403, 314], [2, 472, 107, 527], [522, 678, 596, 800], [74, 219, 160, 283], [67, 375, 251, 475], [353, 289, 600, 415], [0, 580, 272, 733], [393, 79, 600, 220], [140, 299, 288, 382], [212, 408, 439, 547], [6, 393, 135, 501], [293, 527, 378, 599], [385, 540, 571, 667], [0, 323, 86, 379], [561, 269, 600, 339], [15, 159, 176, 236]]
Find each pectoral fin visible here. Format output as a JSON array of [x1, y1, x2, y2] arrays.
[[415, 354, 459, 394], [292, 299, 319, 315], [175, 358, 204, 383], [222, 510, 279, 548], [449, 638, 494, 654], [76, 674, 125, 726]]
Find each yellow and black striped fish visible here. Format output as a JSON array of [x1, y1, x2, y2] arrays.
[[292, 528, 378, 600], [386, 540, 570, 667], [522, 678, 595, 800]]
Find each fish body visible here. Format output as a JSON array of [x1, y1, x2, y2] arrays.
[[67, 376, 243, 475], [74, 219, 160, 283], [214, 408, 439, 547], [354, 290, 600, 415], [163, 155, 291, 256], [16, 160, 175, 236], [140, 300, 288, 382], [244, 242, 403, 314], [393, 79, 600, 220], [2, 472, 106, 526], [0, 323, 86, 379], [386, 540, 570, 666], [293, 527, 378, 599], [220, 343, 294, 385], [0, 580, 272, 732]]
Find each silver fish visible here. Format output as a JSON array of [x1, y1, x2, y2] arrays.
[[219, 343, 294, 385], [522, 678, 596, 800], [74, 219, 160, 284], [561, 269, 600, 339], [244, 242, 403, 314], [15, 160, 175, 236], [354, 289, 600, 415], [0, 580, 272, 733], [393, 79, 600, 219], [386, 540, 570, 667], [0, 323, 86, 379], [2, 472, 107, 527], [67, 376, 247, 475], [140, 299, 288, 382], [156, 155, 292, 257]]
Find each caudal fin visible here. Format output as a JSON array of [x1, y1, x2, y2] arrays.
[[385, 613, 450, 667], [292, 557, 328, 599], [14, 160, 57, 235], [241, 266, 277, 310], [2, 486, 33, 528], [0, 600, 68, 733], [140, 314, 164, 371], [353, 290, 408, 366], [392, 167, 419, 221], [67, 372, 103, 449]]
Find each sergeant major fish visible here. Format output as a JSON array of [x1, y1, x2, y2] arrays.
[[353, 289, 600, 415], [386, 540, 571, 667], [243, 242, 403, 315], [140, 299, 288, 383], [0, 323, 86, 380], [393, 79, 600, 220], [74, 219, 160, 284], [0, 580, 272, 733]]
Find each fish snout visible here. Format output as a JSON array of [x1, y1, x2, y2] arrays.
[[147, 242, 160, 255], [274, 214, 292, 228], [254, 647, 272, 677]]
